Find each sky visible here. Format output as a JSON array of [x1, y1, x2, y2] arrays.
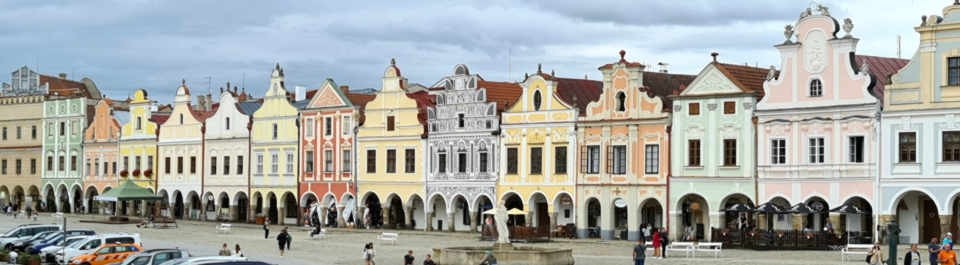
[[0, 0, 946, 103]]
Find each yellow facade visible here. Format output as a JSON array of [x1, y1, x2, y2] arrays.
[[498, 66, 580, 231], [250, 65, 300, 225], [356, 59, 429, 230], [117, 90, 163, 216]]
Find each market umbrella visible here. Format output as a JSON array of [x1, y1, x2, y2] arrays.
[[751, 202, 785, 229], [829, 204, 869, 214], [94, 179, 163, 220], [719, 203, 753, 212], [481, 208, 527, 215], [781, 203, 820, 232]]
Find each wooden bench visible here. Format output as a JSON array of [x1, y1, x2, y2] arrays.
[[308, 229, 326, 240], [841, 243, 873, 261], [377, 232, 398, 245], [52, 212, 64, 221], [216, 224, 232, 234], [696, 242, 722, 258], [666, 242, 696, 258], [153, 218, 178, 228]]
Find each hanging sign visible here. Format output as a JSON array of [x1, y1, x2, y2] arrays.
[[614, 198, 627, 208], [561, 197, 572, 205]]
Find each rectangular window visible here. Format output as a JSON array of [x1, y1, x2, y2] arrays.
[[950, 57, 960, 86], [612, 146, 626, 174], [438, 153, 447, 173], [60, 122, 65, 136], [210, 157, 218, 175], [272, 123, 278, 140], [16, 126, 21, 139], [386, 149, 396, 173], [386, 116, 395, 131], [342, 116, 352, 135], [135, 156, 142, 170], [688, 103, 700, 115], [111, 162, 116, 175], [190, 156, 197, 174], [270, 153, 278, 174], [2, 127, 5, 140], [342, 150, 351, 172], [848, 136, 865, 163], [123, 157, 129, 171], [458, 113, 465, 128], [555, 146, 567, 174], [405, 149, 415, 173], [723, 140, 737, 166], [176, 157, 183, 174], [256, 154, 263, 174], [101, 162, 107, 175], [723, 101, 735, 114], [945, 132, 960, 162], [30, 159, 36, 174], [237, 155, 244, 175], [479, 152, 488, 173], [147, 156, 153, 171], [15, 159, 21, 174], [1, 160, 5, 174], [223, 156, 230, 175], [305, 151, 314, 173], [286, 153, 294, 174], [771, 139, 787, 164], [47, 156, 53, 171], [587, 146, 600, 173], [899, 132, 917, 162], [325, 117, 333, 136], [31, 125, 36, 139], [47, 122, 53, 136], [164, 157, 171, 174], [366, 150, 376, 173], [86, 160, 91, 175], [645, 145, 659, 174], [808, 138, 825, 164], [688, 140, 701, 166], [507, 148, 518, 174], [458, 153, 467, 173], [530, 147, 543, 174], [324, 150, 333, 172], [59, 156, 65, 171], [305, 118, 315, 137], [94, 158, 100, 174]]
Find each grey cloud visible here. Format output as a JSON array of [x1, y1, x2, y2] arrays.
[[525, 0, 836, 27]]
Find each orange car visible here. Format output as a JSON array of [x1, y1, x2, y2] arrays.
[[69, 243, 143, 265]]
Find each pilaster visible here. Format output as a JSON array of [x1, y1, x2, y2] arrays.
[[229, 205, 238, 221]]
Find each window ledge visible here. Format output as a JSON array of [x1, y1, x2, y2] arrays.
[[719, 166, 740, 170], [684, 166, 704, 170]]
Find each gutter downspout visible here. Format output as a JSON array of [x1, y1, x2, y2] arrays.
[[200, 122, 206, 222], [247, 115, 253, 224], [665, 124, 671, 240], [353, 125, 360, 226], [296, 115, 302, 226], [874, 109, 881, 243]]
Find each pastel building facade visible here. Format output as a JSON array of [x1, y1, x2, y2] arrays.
[[300, 79, 372, 227], [203, 87, 257, 222], [356, 60, 431, 230], [119, 90, 167, 216], [82, 99, 127, 214], [669, 54, 767, 241], [251, 65, 301, 225], [880, 3, 960, 244], [41, 97, 96, 213], [157, 83, 214, 221], [500, 65, 591, 235], [424, 64, 519, 232]]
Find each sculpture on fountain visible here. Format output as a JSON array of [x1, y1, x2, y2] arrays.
[[494, 202, 510, 244]]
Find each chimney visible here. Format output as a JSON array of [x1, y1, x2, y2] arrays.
[[205, 93, 212, 110], [196, 96, 205, 111], [58, 73, 67, 80], [340, 85, 350, 94], [295, 85, 306, 101], [658, 62, 669, 73]]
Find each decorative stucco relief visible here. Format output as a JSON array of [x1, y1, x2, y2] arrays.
[[920, 42, 937, 53], [804, 30, 828, 73], [686, 124, 704, 139], [801, 121, 831, 135], [766, 124, 790, 136], [640, 132, 661, 142], [742, 102, 753, 110], [898, 116, 918, 130], [841, 120, 872, 134], [674, 105, 682, 112], [720, 123, 740, 139], [942, 114, 960, 129], [426, 186, 495, 208]]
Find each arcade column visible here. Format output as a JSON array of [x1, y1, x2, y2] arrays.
[[470, 211, 479, 233], [425, 212, 434, 231], [336, 205, 346, 228], [447, 212, 455, 232], [405, 206, 413, 230]]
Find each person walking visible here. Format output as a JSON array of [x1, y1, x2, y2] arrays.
[[868, 243, 884, 265], [932, 237, 942, 265], [284, 227, 292, 250], [651, 228, 661, 259], [946, 233, 955, 250], [263, 219, 271, 240], [363, 242, 377, 265], [218, 243, 232, 256], [658, 228, 668, 259], [276, 229, 288, 259], [939, 244, 957, 265], [423, 254, 435, 265], [633, 237, 646, 265], [404, 250, 415, 265], [905, 244, 921, 265], [233, 244, 243, 257]]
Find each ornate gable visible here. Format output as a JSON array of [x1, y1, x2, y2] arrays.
[[681, 66, 742, 96], [584, 50, 665, 121], [307, 79, 350, 109]]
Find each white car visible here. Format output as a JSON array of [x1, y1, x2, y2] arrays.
[[158, 256, 248, 265], [41, 236, 91, 263], [0, 223, 61, 249], [54, 233, 142, 264]]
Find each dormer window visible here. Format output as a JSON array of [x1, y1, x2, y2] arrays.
[[533, 90, 542, 111], [950, 57, 960, 86], [809, 79, 823, 97], [616, 92, 626, 112]]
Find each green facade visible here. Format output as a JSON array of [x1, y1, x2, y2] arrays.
[[41, 97, 94, 212]]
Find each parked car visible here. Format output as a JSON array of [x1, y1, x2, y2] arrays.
[[68, 243, 143, 265], [28, 230, 96, 254], [0, 223, 61, 249], [15, 229, 95, 252], [7, 230, 57, 251], [41, 235, 92, 262], [49, 233, 142, 264], [117, 248, 191, 265], [158, 256, 248, 265]]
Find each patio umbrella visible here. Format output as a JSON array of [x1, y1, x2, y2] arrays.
[[781, 203, 820, 232], [829, 204, 868, 214], [719, 203, 753, 212], [751, 202, 785, 230]]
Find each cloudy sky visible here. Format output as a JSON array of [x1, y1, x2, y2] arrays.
[[0, 0, 944, 102]]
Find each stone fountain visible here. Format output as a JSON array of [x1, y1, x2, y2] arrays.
[[432, 203, 575, 265]]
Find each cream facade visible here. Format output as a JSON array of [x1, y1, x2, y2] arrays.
[[251, 65, 301, 225], [204, 88, 256, 222], [157, 83, 213, 221]]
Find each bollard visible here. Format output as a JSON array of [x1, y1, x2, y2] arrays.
[[886, 220, 901, 265]]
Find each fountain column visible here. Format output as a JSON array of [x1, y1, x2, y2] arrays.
[[469, 211, 478, 233]]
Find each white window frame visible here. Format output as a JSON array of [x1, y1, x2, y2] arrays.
[[342, 149, 351, 172], [324, 149, 334, 172], [305, 118, 315, 137], [809, 78, 823, 97], [270, 153, 278, 174], [587, 146, 600, 174], [342, 116, 352, 136], [771, 139, 787, 165], [808, 137, 825, 164], [285, 152, 294, 174], [256, 153, 264, 174], [848, 135, 865, 163], [612, 145, 627, 174], [644, 144, 659, 174], [324, 117, 333, 136]]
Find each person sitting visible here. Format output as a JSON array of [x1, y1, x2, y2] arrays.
[[137, 215, 155, 228], [310, 226, 322, 237]]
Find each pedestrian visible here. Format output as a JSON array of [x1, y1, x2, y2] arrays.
[[363, 242, 377, 265], [364, 204, 372, 229], [404, 250, 415, 265], [233, 244, 243, 257], [939, 244, 957, 265], [310, 226, 322, 238], [868, 243, 884, 265], [651, 228, 661, 259], [658, 228, 668, 258], [931, 237, 942, 265], [946, 233, 955, 250], [633, 237, 646, 265], [276, 228, 288, 259], [219, 243, 232, 256], [641, 224, 649, 241], [284, 227, 292, 250], [480, 250, 497, 265], [263, 219, 270, 240], [423, 254, 435, 265], [905, 244, 921, 265]]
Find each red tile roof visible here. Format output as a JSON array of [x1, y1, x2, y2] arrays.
[[642, 71, 696, 111], [553, 78, 603, 115], [346, 93, 376, 125], [150, 115, 170, 125], [40, 75, 91, 98], [710, 62, 775, 98], [405, 91, 435, 137], [477, 81, 523, 112], [599, 50, 645, 69], [855, 55, 909, 101]]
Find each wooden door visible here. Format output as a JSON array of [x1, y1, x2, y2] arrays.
[[923, 199, 941, 243], [537, 203, 549, 227]]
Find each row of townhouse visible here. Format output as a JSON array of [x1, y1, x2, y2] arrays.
[[6, 3, 960, 243]]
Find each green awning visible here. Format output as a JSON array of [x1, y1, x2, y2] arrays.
[[94, 180, 163, 201]]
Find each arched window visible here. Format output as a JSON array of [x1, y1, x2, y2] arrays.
[[533, 90, 542, 111], [179, 114, 184, 124], [225, 117, 231, 130], [616, 92, 626, 112], [809, 79, 823, 97], [135, 117, 142, 130]]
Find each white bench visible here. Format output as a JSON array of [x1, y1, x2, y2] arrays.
[[644, 241, 654, 252], [377, 232, 398, 245], [215, 224, 232, 234], [841, 243, 873, 261], [52, 212, 64, 221], [696, 242, 722, 258], [666, 242, 696, 258], [308, 229, 326, 240]]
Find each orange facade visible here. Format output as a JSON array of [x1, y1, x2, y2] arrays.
[[81, 99, 125, 214]]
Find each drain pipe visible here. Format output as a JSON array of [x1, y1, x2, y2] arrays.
[[665, 124, 671, 240], [874, 111, 881, 243]]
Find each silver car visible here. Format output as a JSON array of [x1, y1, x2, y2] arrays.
[[116, 248, 191, 265], [158, 256, 248, 265]]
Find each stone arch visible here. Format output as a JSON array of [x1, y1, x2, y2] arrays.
[[321, 193, 337, 207], [360, 191, 380, 207], [217, 191, 230, 206], [552, 191, 574, 226], [675, 192, 710, 240], [300, 191, 319, 208], [338, 193, 354, 206], [427, 193, 447, 213], [232, 191, 247, 205], [637, 196, 664, 230]]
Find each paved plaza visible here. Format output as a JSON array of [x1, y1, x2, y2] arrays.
[[3, 215, 910, 264]]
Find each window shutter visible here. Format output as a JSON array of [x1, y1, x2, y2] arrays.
[[580, 145, 587, 173], [606, 145, 614, 173]]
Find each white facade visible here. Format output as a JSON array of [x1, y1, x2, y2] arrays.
[[157, 84, 207, 221], [203, 90, 255, 222]]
